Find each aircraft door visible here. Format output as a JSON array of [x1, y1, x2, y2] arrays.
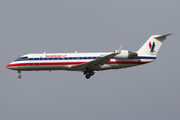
[[37, 54, 40, 66], [33, 54, 40, 66], [76, 55, 79, 62], [39, 54, 42, 66], [29, 54, 34, 66]]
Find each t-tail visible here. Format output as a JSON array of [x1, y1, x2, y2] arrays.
[[137, 33, 172, 56]]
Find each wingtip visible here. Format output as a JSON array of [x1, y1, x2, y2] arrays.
[[115, 44, 123, 53]]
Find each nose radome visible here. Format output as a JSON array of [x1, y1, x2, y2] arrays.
[[6, 64, 10, 68], [6, 62, 20, 70], [6, 62, 17, 70], [6, 64, 12, 69]]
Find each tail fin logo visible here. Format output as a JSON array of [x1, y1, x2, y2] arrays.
[[149, 42, 155, 53]]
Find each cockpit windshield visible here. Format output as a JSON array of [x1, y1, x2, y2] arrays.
[[16, 56, 28, 60]]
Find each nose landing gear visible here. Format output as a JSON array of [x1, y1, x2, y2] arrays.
[[18, 75, 22, 79], [18, 71, 22, 79]]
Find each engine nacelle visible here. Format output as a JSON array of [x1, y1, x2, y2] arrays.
[[115, 50, 138, 60]]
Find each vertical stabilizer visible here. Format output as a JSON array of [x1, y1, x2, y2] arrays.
[[137, 34, 172, 55]]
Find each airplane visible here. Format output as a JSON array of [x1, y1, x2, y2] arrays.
[[6, 34, 172, 79]]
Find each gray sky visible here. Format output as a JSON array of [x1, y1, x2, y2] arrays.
[[1, 0, 180, 120]]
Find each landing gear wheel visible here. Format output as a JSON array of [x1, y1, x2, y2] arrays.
[[84, 71, 87, 75], [89, 71, 94, 76], [18, 75, 22, 79], [85, 74, 91, 79], [17, 70, 22, 79]]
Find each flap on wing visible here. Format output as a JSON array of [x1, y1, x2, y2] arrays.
[[71, 45, 123, 71]]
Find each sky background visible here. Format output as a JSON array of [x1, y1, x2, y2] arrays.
[[0, 0, 180, 120]]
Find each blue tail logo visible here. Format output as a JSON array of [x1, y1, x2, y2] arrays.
[[149, 42, 155, 53]]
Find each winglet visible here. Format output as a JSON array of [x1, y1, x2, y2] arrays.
[[114, 45, 123, 53]]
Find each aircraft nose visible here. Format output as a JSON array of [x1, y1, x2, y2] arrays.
[[6, 62, 18, 70], [6, 63, 12, 69]]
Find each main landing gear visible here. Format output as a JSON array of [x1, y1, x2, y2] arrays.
[[84, 69, 94, 79], [18, 70, 22, 79]]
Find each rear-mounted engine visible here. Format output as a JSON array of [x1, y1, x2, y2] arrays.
[[115, 50, 138, 59]]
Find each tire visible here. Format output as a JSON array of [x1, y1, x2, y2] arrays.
[[18, 75, 22, 79], [84, 71, 87, 75], [89, 71, 94, 76], [85, 74, 91, 79]]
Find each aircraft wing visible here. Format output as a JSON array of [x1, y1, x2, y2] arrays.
[[71, 45, 123, 71]]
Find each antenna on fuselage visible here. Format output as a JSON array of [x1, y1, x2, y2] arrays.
[[43, 51, 46, 54], [75, 51, 77, 53]]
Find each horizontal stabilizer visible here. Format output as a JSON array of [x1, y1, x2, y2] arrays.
[[155, 33, 173, 41]]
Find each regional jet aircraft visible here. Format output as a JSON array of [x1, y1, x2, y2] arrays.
[[6, 34, 172, 79]]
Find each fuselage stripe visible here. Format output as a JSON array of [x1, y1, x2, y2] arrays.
[[6, 61, 149, 68], [14, 56, 156, 61]]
